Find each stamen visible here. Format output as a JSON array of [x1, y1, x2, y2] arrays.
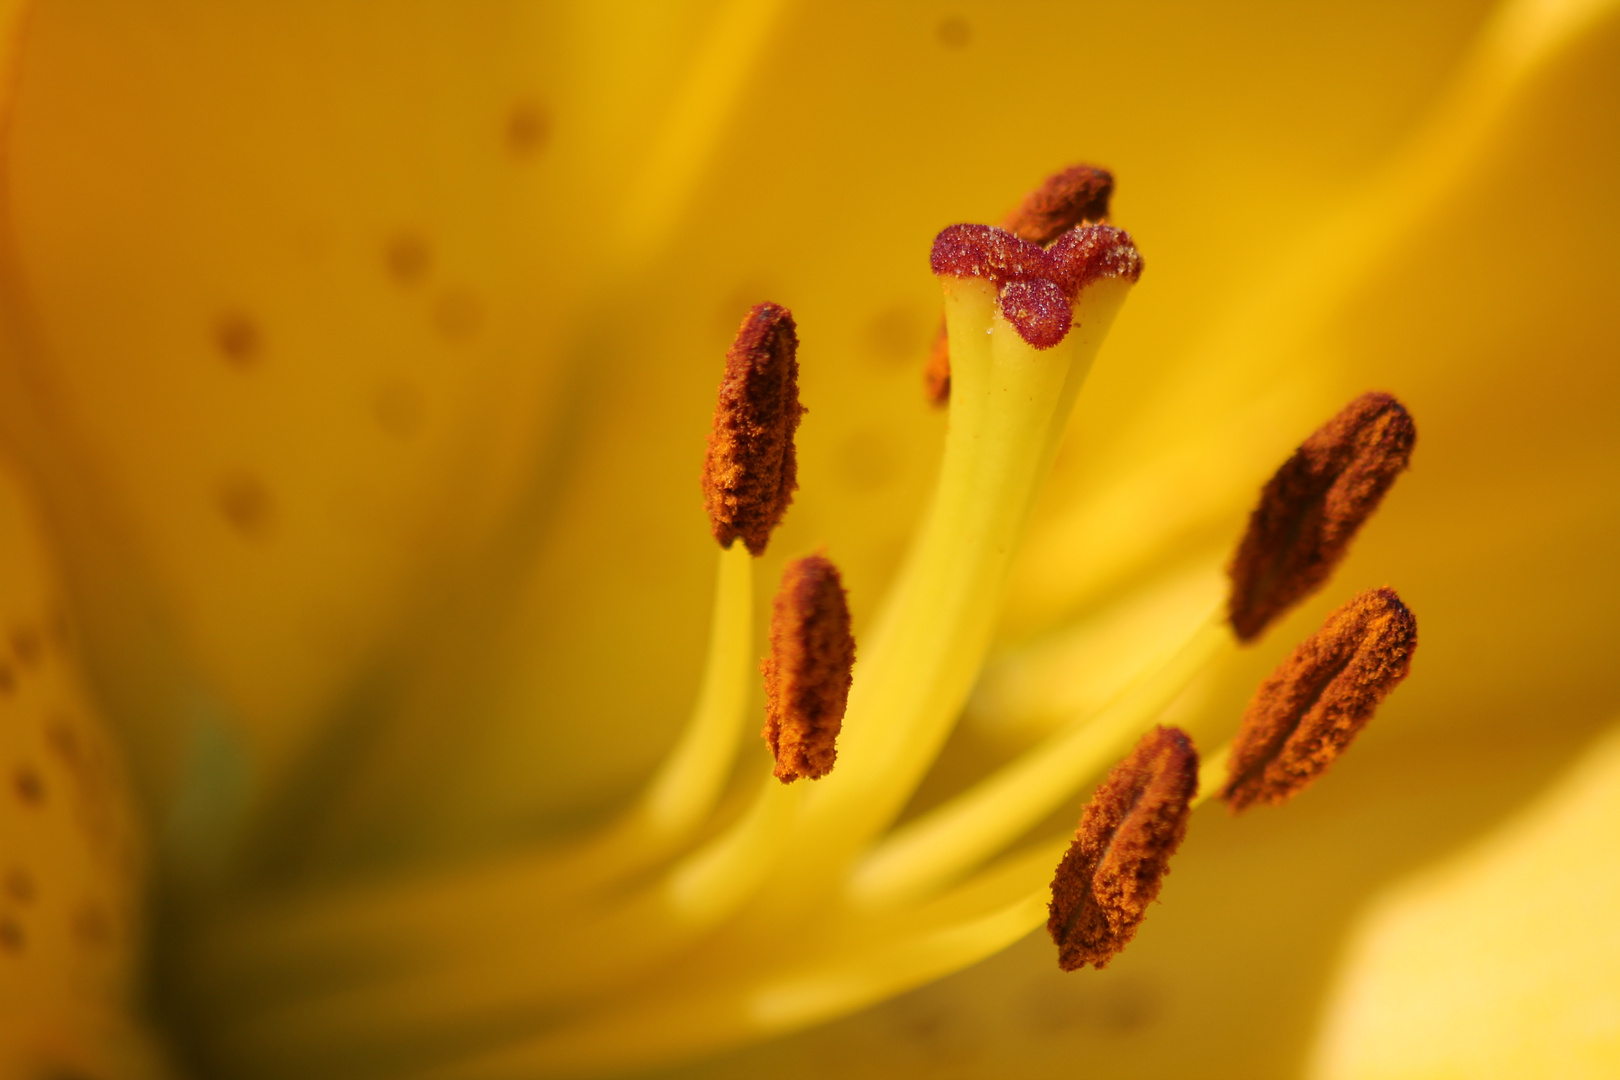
[[702, 302, 805, 555], [1048, 726, 1198, 971], [763, 555, 856, 783], [1001, 164, 1115, 243], [926, 164, 1115, 404], [1223, 587, 1417, 812], [1227, 392, 1416, 641]]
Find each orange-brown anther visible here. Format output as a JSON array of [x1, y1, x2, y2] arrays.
[[922, 318, 952, 406], [1048, 726, 1198, 971], [1001, 164, 1115, 244], [925, 164, 1115, 406], [762, 555, 856, 783], [1223, 587, 1417, 812], [1227, 392, 1416, 642], [702, 303, 805, 555]]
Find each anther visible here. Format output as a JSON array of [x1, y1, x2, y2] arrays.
[[1223, 587, 1417, 812], [1048, 725, 1198, 971], [762, 555, 856, 783], [926, 165, 1117, 404], [701, 303, 805, 556], [1001, 164, 1115, 244], [1227, 392, 1416, 642]]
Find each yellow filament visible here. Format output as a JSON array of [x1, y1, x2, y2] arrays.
[[665, 775, 801, 923], [846, 612, 1231, 910], [750, 892, 1046, 1030], [640, 542, 755, 838]]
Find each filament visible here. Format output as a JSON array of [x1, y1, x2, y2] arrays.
[[639, 543, 755, 838], [847, 611, 1230, 909]]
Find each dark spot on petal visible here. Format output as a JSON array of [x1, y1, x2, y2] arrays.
[[72, 902, 110, 947], [433, 290, 483, 341], [1096, 978, 1162, 1033], [13, 768, 43, 806], [373, 381, 425, 440], [217, 474, 274, 538], [10, 626, 42, 669], [937, 16, 972, 48], [865, 304, 925, 368], [506, 100, 550, 158], [3, 868, 33, 904], [0, 664, 13, 694], [214, 312, 262, 367], [384, 231, 432, 286], [46, 718, 81, 767], [0, 917, 22, 952]]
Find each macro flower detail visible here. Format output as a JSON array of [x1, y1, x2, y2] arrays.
[[2, 3, 1615, 1077], [701, 301, 805, 556], [924, 163, 1114, 402], [1047, 725, 1197, 972], [928, 221, 1142, 349], [1027, 384, 1418, 975], [761, 553, 854, 783], [1227, 392, 1417, 642], [1223, 588, 1418, 812]]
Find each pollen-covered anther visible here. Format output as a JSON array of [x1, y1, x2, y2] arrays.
[[1228, 391, 1416, 641], [701, 303, 806, 556], [761, 555, 856, 783], [1002, 164, 1115, 244], [1223, 587, 1417, 812], [1048, 725, 1198, 971]]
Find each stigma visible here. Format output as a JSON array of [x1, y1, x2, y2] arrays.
[[926, 163, 1116, 402]]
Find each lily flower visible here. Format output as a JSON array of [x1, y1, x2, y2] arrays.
[[0, 1, 1616, 1078]]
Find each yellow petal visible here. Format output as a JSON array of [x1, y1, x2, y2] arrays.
[[0, 458, 167, 1079], [1311, 720, 1620, 1080], [0, 1, 749, 846]]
